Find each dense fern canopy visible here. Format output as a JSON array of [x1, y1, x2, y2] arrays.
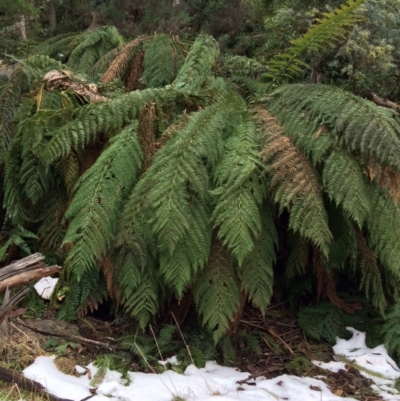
[[3, 0, 400, 357]]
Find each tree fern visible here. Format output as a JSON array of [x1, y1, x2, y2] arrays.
[[62, 123, 143, 279]]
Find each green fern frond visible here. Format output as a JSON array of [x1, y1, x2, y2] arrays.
[[20, 55, 64, 83], [269, 84, 400, 171], [380, 304, 400, 361], [0, 226, 37, 261], [56, 152, 80, 193], [194, 242, 240, 342], [62, 123, 143, 279], [326, 205, 357, 270], [126, 101, 227, 256], [298, 302, 350, 344], [58, 271, 107, 320], [37, 189, 67, 250], [255, 106, 332, 257], [34, 31, 84, 59], [119, 254, 160, 329], [159, 196, 212, 297], [39, 87, 173, 166], [0, 66, 27, 163], [240, 202, 277, 312], [3, 144, 26, 223], [173, 34, 219, 92], [367, 190, 400, 278], [356, 230, 386, 314], [67, 26, 123, 74], [19, 153, 51, 206], [286, 232, 310, 277], [323, 150, 371, 227], [265, 0, 364, 87], [141, 34, 181, 88], [212, 115, 265, 265]]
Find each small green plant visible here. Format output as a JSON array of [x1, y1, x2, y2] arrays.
[[286, 355, 313, 375], [93, 352, 133, 385], [43, 338, 78, 356], [22, 287, 46, 318]]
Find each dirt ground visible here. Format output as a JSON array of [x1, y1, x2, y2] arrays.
[[0, 303, 386, 401]]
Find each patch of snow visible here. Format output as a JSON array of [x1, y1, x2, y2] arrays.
[[22, 327, 400, 401], [158, 355, 179, 366], [312, 360, 346, 373]]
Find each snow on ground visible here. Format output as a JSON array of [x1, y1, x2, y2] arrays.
[[23, 327, 400, 401], [313, 327, 400, 401]]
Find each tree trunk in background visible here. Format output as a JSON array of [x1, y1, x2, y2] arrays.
[[49, 0, 57, 33]]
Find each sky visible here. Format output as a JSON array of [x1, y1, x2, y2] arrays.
[[22, 327, 400, 401]]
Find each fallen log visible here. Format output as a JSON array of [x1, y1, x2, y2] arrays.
[[16, 319, 126, 351], [0, 365, 73, 401], [0, 253, 62, 293], [371, 92, 400, 114]]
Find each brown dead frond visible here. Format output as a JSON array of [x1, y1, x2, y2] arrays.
[[315, 125, 328, 139], [101, 37, 145, 84], [254, 106, 322, 204], [364, 159, 400, 203], [124, 51, 145, 92], [138, 103, 157, 173], [102, 257, 121, 307], [43, 70, 109, 103], [77, 299, 101, 319], [313, 248, 362, 314]]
